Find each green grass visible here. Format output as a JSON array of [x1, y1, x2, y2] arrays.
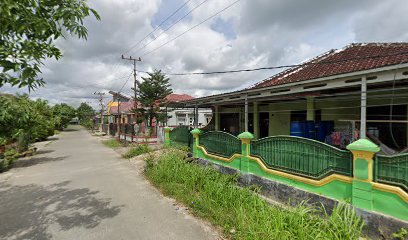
[[144, 149, 364, 240], [122, 144, 151, 158], [102, 139, 123, 148]]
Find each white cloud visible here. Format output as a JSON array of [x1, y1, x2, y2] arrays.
[[3, 0, 408, 110]]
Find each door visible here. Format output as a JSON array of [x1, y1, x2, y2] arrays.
[[259, 112, 269, 138]]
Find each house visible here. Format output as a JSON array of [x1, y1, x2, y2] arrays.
[[165, 94, 212, 127], [182, 43, 408, 152], [167, 43, 408, 222], [103, 91, 213, 137]]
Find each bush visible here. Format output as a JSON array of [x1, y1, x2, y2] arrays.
[[0, 148, 18, 171], [122, 144, 151, 158], [102, 139, 123, 148], [145, 149, 364, 240]]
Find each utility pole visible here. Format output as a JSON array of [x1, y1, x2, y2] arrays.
[[122, 55, 141, 142], [121, 55, 141, 109], [94, 92, 105, 131]]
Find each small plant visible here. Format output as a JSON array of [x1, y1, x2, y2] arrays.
[[122, 144, 151, 159], [0, 148, 18, 171], [392, 228, 408, 240], [102, 139, 123, 148]]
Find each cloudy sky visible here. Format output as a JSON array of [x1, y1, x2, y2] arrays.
[[3, 0, 408, 108]]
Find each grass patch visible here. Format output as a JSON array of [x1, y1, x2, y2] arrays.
[[144, 149, 364, 240], [102, 139, 123, 148], [122, 144, 151, 158]]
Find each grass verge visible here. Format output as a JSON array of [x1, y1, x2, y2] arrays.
[[102, 139, 123, 148], [144, 149, 364, 240], [122, 144, 151, 158]]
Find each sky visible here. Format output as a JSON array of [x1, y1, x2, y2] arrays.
[[3, 0, 408, 109]]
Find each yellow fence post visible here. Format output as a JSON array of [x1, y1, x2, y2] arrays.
[[164, 127, 172, 147], [238, 132, 254, 173], [191, 128, 201, 158], [346, 139, 380, 211]]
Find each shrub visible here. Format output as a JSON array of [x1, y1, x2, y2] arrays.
[[122, 144, 151, 158], [102, 139, 123, 148]]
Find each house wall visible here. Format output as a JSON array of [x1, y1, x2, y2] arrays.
[[216, 89, 408, 146], [166, 108, 212, 127]]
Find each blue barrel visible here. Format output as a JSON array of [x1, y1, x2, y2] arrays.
[[290, 121, 306, 137], [316, 121, 334, 141], [305, 121, 316, 139]]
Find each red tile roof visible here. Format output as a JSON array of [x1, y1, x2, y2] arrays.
[[166, 93, 194, 102], [253, 43, 408, 89]]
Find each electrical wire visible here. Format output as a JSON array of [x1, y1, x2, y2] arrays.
[[138, 50, 408, 76], [140, 0, 241, 57], [132, 0, 211, 56], [122, 0, 193, 55]]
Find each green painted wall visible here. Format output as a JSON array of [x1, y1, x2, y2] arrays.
[[195, 146, 408, 221]]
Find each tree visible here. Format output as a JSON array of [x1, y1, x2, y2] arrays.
[[52, 103, 76, 130], [76, 102, 95, 129], [0, 0, 100, 90], [0, 94, 56, 150], [77, 102, 95, 122], [134, 70, 173, 131]]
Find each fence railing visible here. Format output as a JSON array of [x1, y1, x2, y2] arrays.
[[375, 153, 408, 192], [109, 123, 117, 136], [251, 136, 353, 179], [169, 126, 192, 148], [199, 131, 241, 158], [102, 124, 108, 133]]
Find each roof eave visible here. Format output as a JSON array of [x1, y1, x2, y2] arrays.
[[182, 62, 408, 107]]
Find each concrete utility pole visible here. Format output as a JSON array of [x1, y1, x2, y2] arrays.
[[94, 91, 105, 131], [121, 55, 141, 109]]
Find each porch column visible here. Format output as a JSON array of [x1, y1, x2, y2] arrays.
[[253, 102, 259, 138], [360, 76, 367, 139], [194, 105, 199, 128], [268, 104, 274, 136], [306, 96, 315, 121], [244, 96, 249, 132], [214, 105, 220, 131]]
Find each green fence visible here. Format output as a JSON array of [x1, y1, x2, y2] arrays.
[[375, 153, 408, 192], [169, 126, 192, 148], [251, 136, 353, 180], [199, 131, 241, 158]]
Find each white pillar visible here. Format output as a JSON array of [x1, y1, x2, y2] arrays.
[[306, 96, 315, 121], [360, 76, 367, 139], [244, 96, 248, 132], [214, 105, 220, 131], [253, 102, 259, 138]]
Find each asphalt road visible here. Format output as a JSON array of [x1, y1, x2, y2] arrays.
[[0, 125, 218, 240]]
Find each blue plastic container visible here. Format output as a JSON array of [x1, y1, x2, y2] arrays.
[[305, 121, 316, 139], [316, 121, 334, 141], [290, 121, 306, 137]]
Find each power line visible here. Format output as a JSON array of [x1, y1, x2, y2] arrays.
[[141, 0, 240, 57], [122, 0, 193, 55], [138, 50, 408, 76], [132, 0, 210, 56]]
